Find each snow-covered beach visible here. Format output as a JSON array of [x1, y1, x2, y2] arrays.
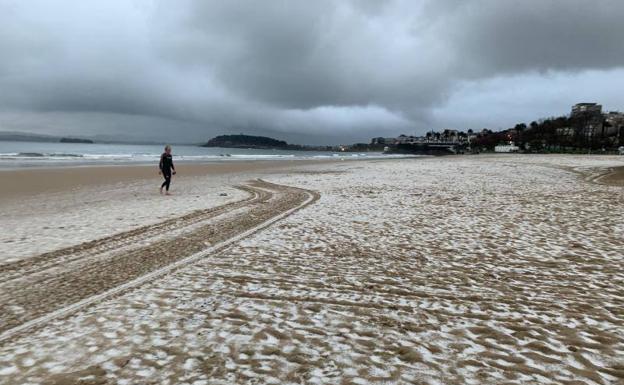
[[0, 154, 623, 385]]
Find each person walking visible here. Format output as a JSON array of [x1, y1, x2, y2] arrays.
[[159, 144, 176, 195]]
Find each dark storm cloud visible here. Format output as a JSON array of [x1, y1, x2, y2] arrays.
[[1, 0, 624, 143], [162, 0, 447, 110]]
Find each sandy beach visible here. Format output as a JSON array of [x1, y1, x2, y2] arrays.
[[0, 154, 623, 385], [0, 160, 334, 200], [0, 160, 332, 261]]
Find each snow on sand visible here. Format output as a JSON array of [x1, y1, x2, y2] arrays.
[[0, 154, 623, 385]]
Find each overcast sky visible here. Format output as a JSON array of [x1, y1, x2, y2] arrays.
[[1, 0, 624, 144]]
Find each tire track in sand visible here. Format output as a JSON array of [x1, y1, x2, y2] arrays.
[[0, 180, 319, 343], [0, 185, 264, 284]]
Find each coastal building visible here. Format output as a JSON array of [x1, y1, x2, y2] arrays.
[[379, 130, 469, 147], [441, 129, 459, 142], [571, 103, 602, 117], [396, 135, 419, 144], [570, 103, 604, 142], [556, 126, 575, 137], [374, 103, 621, 152], [371, 137, 397, 145], [494, 142, 520, 153], [605, 112, 624, 137]]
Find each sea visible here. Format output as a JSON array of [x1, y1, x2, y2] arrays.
[[0, 141, 403, 169]]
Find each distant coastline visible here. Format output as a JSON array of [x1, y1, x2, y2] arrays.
[[201, 134, 369, 152], [60, 137, 93, 144], [202, 134, 289, 150]]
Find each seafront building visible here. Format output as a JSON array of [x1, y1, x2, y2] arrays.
[[371, 130, 470, 155], [372, 102, 623, 153], [567, 103, 624, 146], [571, 102, 602, 117], [373, 130, 468, 146], [605, 111, 624, 138], [370, 137, 398, 145], [494, 142, 520, 153]]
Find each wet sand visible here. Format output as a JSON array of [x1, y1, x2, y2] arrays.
[[599, 165, 624, 186], [0, 160, 332, 200], [0, 159, 334, 262]]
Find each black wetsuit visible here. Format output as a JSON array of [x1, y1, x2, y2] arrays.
[[159, 152, 175, 191]]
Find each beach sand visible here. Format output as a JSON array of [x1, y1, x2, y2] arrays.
[[0, 160, 331, 261], [598, 165, 624, 186], [0, 159, 332, 200], [0, 154, 623, 385]]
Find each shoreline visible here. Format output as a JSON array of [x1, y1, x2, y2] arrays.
[[3, 154, 621, 200], [0, 159, 337, 201]]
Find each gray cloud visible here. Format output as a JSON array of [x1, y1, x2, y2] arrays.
[[430, 0, 624, 75], [1, 0, 624, 144]]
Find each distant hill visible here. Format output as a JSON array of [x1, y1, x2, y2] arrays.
[[60, 137, 94, 144], [202, 134, 289, 149]]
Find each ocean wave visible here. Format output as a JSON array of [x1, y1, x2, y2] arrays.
[[0, 148, 412, 167], [82, 153, 136, 159], [0, 152, 85, 158], [228, 154, 296, 159], [49, 153, 83, 158]]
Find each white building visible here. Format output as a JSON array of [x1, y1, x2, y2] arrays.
[[495, 143, 520, 153], [371, 137, 397, 145], [396, 135, 420, 144]]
